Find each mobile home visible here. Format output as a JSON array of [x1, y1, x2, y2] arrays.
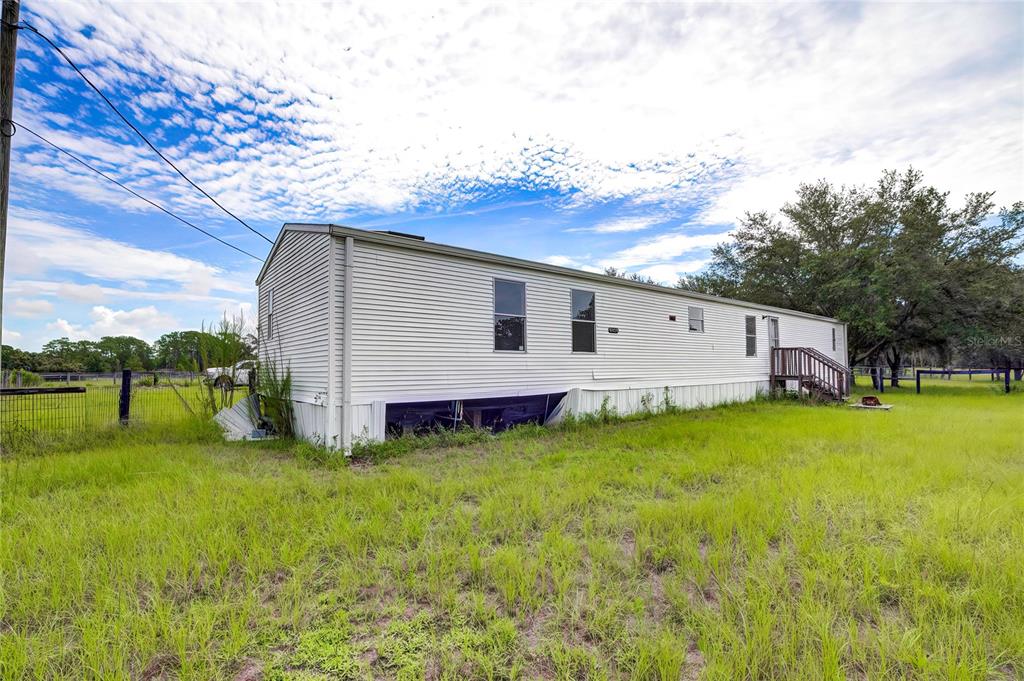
[[255, 225, 849, 449]]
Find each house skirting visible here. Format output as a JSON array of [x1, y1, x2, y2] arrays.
[[284, 379, 769, 448]]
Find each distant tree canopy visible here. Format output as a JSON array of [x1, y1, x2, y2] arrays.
[[604, 266, 657, 286], [677, 169, 1024, 380], [2, 325, 256, 374]]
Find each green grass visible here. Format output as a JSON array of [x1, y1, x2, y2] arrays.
[[1, 380, 1021, 679]]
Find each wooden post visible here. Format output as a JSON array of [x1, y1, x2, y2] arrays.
[[0, 0, 20, 352], [118, 369, 132, 424], [1006, 366, 1011, 394], [916, 370, 921, 394]]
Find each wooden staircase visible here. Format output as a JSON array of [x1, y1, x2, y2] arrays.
[[771, 347, 850, 401]]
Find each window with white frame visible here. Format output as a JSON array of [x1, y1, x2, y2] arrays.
[[494, 279, 526, 351], [745, 316, 757, 356], [570, 289, 596, 353], [266, 289, 274, 339], [688, 306, 704, 333]]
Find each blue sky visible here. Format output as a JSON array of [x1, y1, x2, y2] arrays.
[[4, 1, 1022, 350]]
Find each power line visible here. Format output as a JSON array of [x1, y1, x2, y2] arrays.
[[15, 19, 275, 244], [17, 121, 264, 262]]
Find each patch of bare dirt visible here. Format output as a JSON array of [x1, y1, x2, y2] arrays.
[[620, 528, 636, 560], [681, 641, 706, 681], [140, 652, 178, 681], [683, 577, 720, 612], [232, 658, 262, 681]]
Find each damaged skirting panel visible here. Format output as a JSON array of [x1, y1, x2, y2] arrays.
[[384, 392, 566, 439]]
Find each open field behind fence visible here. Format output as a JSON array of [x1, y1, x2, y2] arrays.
[[1, 376, 248, 449]]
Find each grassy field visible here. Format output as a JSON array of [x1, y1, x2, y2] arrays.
[[1, 379, 1021, 680], [0, 383, 248, 448]]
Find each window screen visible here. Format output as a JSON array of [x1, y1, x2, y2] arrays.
[[494, 279, 526, 351], [571, 289, 596, 353], [688, 306, 704, 333], [745, 315, 757, 356]]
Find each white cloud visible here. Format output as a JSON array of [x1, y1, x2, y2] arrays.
[[600, 231, 732, 269], [6, 210, 252, 297], [541, 255, 604, 273], [2, 327, 22, 342], [9, 298, 55, 317], [57, 283, 107, 304], [635, 261, 710, 285], [46, 305, 179, 342], [566, 217, 663, 234], [7, 278, 251, 308], [13, 1, 1020, 225]]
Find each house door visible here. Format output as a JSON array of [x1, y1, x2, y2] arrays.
[[768, 317, 780, 350]]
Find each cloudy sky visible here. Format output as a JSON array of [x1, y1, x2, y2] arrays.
[[4, 1, 1022, 350]]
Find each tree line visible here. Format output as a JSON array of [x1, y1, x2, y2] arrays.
[[673, 169, 1023, 383], [2, 329, 257, 374]]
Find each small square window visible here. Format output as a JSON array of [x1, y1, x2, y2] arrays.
[[688, 306, 704, 333], [494, 315, 525, 351], [571, 290, 595, 321], [494, 279, 525, 316], [572, 321, 596, 352]]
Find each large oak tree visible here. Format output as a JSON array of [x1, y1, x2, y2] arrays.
[[679, 169, 1024, 384]]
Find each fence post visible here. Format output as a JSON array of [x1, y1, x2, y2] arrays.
[[119, 369, 132, 425], [1006, 366, 1011, 394]]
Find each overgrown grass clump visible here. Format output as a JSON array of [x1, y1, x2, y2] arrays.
[[1, 380, 1021, 679]]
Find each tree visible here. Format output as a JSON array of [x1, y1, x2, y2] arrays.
[[39, 338, 87, 372], [153, 331, 206, 370], [690, 169, 1024, 384], [1, 345, 36, 371], [604, 266, 657, 286], [95, 336, 153, 371]]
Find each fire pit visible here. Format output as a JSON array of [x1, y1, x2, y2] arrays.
[[849, 395, 893, 410]]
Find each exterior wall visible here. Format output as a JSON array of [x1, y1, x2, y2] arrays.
[[258, 228, 846, 447], [347, 239, 846, 421], [257, 230, 335, 406]]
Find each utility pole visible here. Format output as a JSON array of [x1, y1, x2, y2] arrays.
[[0, 0, 20, 352]]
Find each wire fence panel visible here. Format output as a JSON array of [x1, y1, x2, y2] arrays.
[[1, 388, 87, 445], [1, 371, 250, 450]]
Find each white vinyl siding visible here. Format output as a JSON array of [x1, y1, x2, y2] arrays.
[[257, 230, 334, 403], [347, 240, 846, 404]]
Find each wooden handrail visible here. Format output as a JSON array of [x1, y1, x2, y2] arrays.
[[771, 346, 849, 399]]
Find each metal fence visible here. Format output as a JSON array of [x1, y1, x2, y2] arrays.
[[1, 370, 247, 449], [0, 387, 88, 444]]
